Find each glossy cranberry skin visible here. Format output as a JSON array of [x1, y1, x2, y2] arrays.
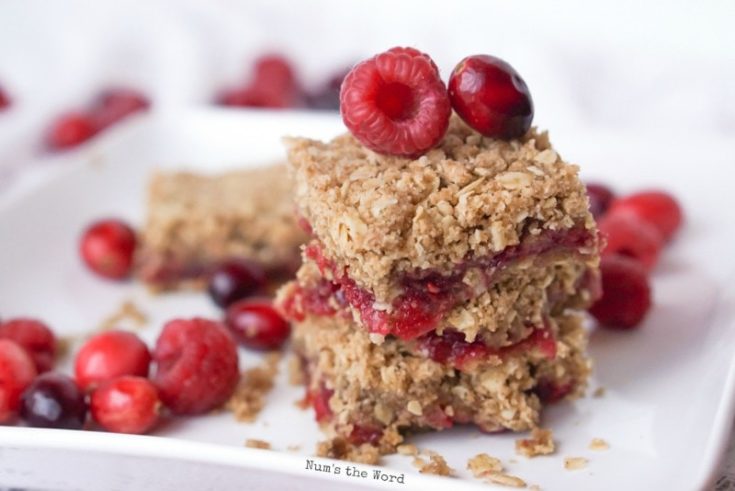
[[47, 112, 98, 150], [79, 219, 137, 280], [600, 213, 663, 271], [589, 254, 652, 329], [0, 339, 38, 423], [75, 330, 151, 391], [92, 88, 150, 129], [0, 318, 56, 373], [586, 183, 615, 219], [21, 372, 87, 429], [152, 318, 239, 415], [91, 376, 160, 434], [448, 55, 533, 139], [608, 191, 683, 242], [207, 259, 266, 309], [225, 299, 291, 350]]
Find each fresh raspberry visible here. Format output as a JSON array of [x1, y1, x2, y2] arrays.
[[600, 213, 663, 271], [586, 183, 615, 219], [20, 372, 87, 429], [0, 339, 38, 423], [589, 254, 652, 329], [387, 47, 439, 74], [608, 191, 683, 242], [0, 318, 56, 372], [225, 298, 291, 350], [79, 218, 137, 280], [340, 47, 451, 158], [92, 88, 150, 129], [91, 376, 160, 434], [75, 330, 151, 390], [47, 112, 98, 150], [152, 318, 239, 415], [207, 259, 266, 309]]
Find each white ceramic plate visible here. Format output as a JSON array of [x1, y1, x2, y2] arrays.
[[1, 109, 734, 491]]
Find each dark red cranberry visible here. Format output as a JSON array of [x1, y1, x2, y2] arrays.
[[75, 330, 151, 390], [590, 254, 652, 329], [152, 318, 239, 414], [47, 112, 98, 150], [600, 213, 663, 271], [448, 54, 533, 139], [0, 318, 56, 372], [92, 88, 150, 129], [225, 299, 290, 350], [21, 372, 87, 429], [207, 259, 266, 309], [340, 47, 451, 157], [0, 339, 38, 423], [586, 183, 615, 219], [0, 86, 10, 110], [79, 218, 137, 280], [608, 191, 683, 242], [91, 376, 160, 434]]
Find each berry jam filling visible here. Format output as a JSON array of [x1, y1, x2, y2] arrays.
[[533, 378, 574, 403], [308, 383, 334, 423], [302, 226, 595, 340]]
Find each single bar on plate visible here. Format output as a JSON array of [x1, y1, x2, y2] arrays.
[[285, 116, 601, 342], [136, 164, 308, 290]]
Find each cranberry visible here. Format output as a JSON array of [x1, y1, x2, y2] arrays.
[[340, 47, 451, 158], [91, 376, 160, 434], [75, 330, 151, 390], [21, 372, 87, 429], [600, 213, 663, 271], [349, 424, 383, 445], [0, 318, 56, 372], [0, 86, 10, 110], [448, 54, 533, 139], [534, 379, 573, 403], [0, 339, 37, 423], [79, 218, 137, 280], [305, 69, 349, 111], [586, 183, 615, 219], [47, 112, 98, 150], [608, 191, 683, 242], [92, 88, 150, 129], [152, 318, 239, 414], [589, 254, 652, 329], [207, 259, 266, 309], [225, 299, 290, 350]]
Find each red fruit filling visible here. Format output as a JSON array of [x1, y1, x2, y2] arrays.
[[0, 318, 56, 373], [349, 424, 384, 445], [590, 254, 652, 329], [74, 330, 151, 391], [0, 339, 38, 423], [608, 190, 683, 242], [340, 47, 451, 158], [308, 383, 334, 423], [534, 378, 574, 403], [600, 213, 663, 271]]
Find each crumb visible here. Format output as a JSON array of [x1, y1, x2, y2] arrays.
[[226, 352, 280, 422], [486, 473, 527, 488], [592, 387, 605, 398], [288, 354, 305, 385], [98, 299, 148, 331], [287, 444, 301, 452], [467, 453, 503, 478], [294, 396, 310, 410], [589, 438, 609, 451], [529, 485, 541, 491], [316, 437, 380, 465], [417, 454, 455, 476], [397, 444, 419, 456], [564, 457, 588, 470], [245, 439, 271, 450], [516, 428, 555, 457]]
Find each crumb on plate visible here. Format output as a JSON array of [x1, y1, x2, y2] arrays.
[[515, 428, 555, 457], [564, 457, 588, 470]]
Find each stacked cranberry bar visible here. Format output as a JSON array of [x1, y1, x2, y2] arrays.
[[277, 117, 601, 455], [137, 165, 307, 290]]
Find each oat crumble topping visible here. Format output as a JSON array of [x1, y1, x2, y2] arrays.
[[98, 300, 147, 331], [467, 453, 503, 477], [226, 352, 280, 422]]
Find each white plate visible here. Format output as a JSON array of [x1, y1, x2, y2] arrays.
[[1, 109, 734, 491]]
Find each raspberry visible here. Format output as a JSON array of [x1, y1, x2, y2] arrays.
[[608, 191, 683, 242], [340, 47, 451, 157], [586, 183, 615, 219], [152, 318, 239, 415], [79, 218, 137, 280], [91, 376, 160, 434], [0, 318, 56, 372], [47, 112, 98, 150], [75, 330, 151, 390], [0, 339, 37, 423], [225, 299, 291, 350], [589, 254, 652, 329], [600, 213, 663, 271]]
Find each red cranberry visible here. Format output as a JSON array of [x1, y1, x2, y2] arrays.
[[0, 318, 56, 372], [152, 318, 239, 414], [589, 254, 652, 329], [75, 330, 151, 390], [207, 259, 266, 309], [600, 213, 663, 271], [47, 112, 98, 150], [586, 183, 615, 219], [225, 298, 291, 350], [21, 372, 87, 429], [608, 191, 683, 242], [0, 339, 38, 423], [0, 86, 10, 110], [92, 88, 150, 129], [79, 218, 137, 280], [340, 47, 451, 158], [448, 54, 534, 139], [91, 376, 160, 434]]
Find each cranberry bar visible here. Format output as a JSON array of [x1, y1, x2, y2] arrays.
[[137, 165, 307, 289]]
